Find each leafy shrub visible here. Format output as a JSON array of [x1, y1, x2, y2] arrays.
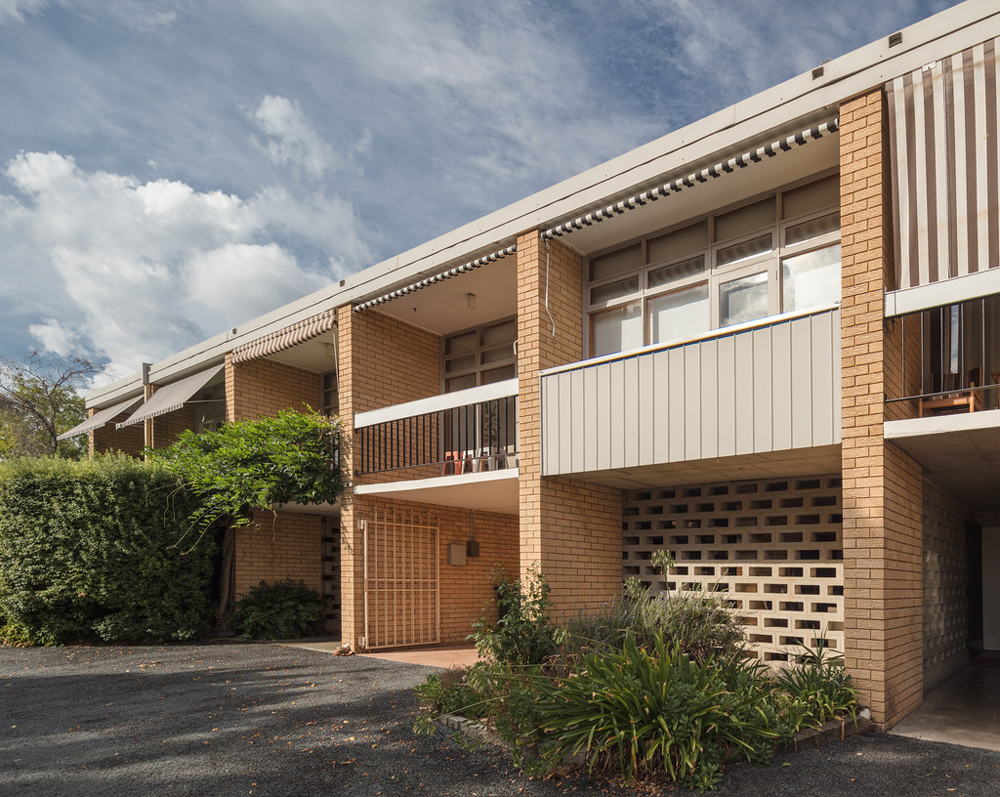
[[561, 578, 745, 663], [0, 455, 214, 645], [149, 410, 342, 541], [231, 580, 325, 639], [774, 641, 859, 731], [537, 634, 779, 791], [470, 566, 556, 666]]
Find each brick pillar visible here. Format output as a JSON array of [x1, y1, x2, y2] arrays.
[[335, 304, 441, 648], [335, 304, 367, 648], [516, 230, 622, 617], [840, 89, 924, 728]]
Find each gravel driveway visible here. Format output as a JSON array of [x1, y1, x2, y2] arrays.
[[2, 642, 999, 796]]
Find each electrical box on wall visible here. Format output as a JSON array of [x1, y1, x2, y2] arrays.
[[447, 543, 467, 566], [466, 540, 480, 558]]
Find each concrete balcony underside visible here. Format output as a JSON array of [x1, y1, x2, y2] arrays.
[[354, 469, 520, 515], [551, 444, 842, 491], [885, 409, 1000, 513]]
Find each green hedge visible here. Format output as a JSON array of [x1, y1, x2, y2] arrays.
[[0, 455, 214, 645]]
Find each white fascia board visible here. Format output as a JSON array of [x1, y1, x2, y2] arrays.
[[886, 269, 1000, 317], [87, 1, 1000, 410]]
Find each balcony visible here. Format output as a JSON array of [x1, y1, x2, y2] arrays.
[[353, 379, 519, 513], [540, 305, 842, 488], [884, 295, 1000, 512]]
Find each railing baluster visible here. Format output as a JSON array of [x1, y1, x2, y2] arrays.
[[355, 389, 519, 475]]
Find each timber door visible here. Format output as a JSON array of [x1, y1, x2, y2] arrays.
[[362, 509, 440, 650]]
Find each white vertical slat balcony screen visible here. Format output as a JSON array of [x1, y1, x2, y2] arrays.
[[540, 307, 841, 476], [887, 36, 1000, 290]]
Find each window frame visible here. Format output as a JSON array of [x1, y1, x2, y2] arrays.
[[441, 315, 518, 393], [583, 170, 841, 358]]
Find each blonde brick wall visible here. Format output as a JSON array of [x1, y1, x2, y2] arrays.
[[90, 407, 144, 456], [234, 509, 324, 600], [150, 406, 193, 449], [351, 496, 519, 646], [840, 88, 925, 728], [516, 230, 623, 617], [336, 304, 442, 647], [225, 353, 323, 422]]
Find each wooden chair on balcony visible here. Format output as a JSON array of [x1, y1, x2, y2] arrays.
[[919, 367, 984, 417]]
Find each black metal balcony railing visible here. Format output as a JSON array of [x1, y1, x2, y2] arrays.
[[355, 391, 517, 477]]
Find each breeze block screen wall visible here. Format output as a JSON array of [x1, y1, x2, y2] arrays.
[[622, 474, 844, 663]]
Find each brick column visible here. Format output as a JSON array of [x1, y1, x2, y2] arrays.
[[335, 304, 441, 648], [516, 230, 623, 617], [335, 305, 366, 648], [840, 89, 924, 728]]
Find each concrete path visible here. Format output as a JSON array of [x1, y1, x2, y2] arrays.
[[2, 642, 999, 796]]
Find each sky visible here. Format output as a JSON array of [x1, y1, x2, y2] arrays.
[[0, 0, 963, 383]]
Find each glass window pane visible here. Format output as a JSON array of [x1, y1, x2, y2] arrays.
[[481, 364, 516, 384], [717, 233, 773, 267], [648, 255, 705, 288], [647, 221, 708, 264], [482, 318, 516, 347], [444, 353, 476, 373], [445, 330, 477, 356], [482, 344, 514, 364], [589, 244, 641, 282], [714, 197, 775, 242], [590, 274, 640, 304], [782, 245, 841, 311], [648, 284, 710, 344], [591, 302, 643, 356], [783, 174, 839, 219], [785, 212, 839, 246], [446, 373, 478, 392], [720, 272, 769, 327]]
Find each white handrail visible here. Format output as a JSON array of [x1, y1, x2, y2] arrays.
[[354, 378, 518, 429]]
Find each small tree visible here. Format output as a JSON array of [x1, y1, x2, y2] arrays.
[[149, 409, 343, 620], [0, 351, 100, 459]]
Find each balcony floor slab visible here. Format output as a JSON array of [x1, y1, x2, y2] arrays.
[[354, 469, 519, 515], [885, 409, 1000, 513]]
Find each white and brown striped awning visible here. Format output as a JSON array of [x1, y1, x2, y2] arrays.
[[231, 308, 337, 364], [887, 37, 1000, 290]]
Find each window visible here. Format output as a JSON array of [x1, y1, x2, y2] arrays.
[[192, 383, 226, 434], [442, 317, 517, 391], [585, 173, 841, 356], [322, 371, 339, 417]]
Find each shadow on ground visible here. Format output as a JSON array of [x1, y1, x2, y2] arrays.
[[2, 643, 998, 796]]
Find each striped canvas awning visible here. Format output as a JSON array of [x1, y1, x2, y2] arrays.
[[887, 37, 1000, 289], [231, 307, 337, 364], [117, 364, 224, 429], [352, 245, 518, 314], [542, 118, 840, 240], [56, 395, 143, 440]]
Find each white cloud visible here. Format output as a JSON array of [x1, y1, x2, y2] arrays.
[[27, 317, 79, 357], [0, 0, 47, 24], [184, 242, 328, 321], [1, 151, 369, 376], [253, 95, 336, 179]]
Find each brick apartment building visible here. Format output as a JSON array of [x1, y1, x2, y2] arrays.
[[62, 1, 1000, 728]]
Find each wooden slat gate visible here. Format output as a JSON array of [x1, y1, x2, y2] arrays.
[[362, 509, 440, 651]]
